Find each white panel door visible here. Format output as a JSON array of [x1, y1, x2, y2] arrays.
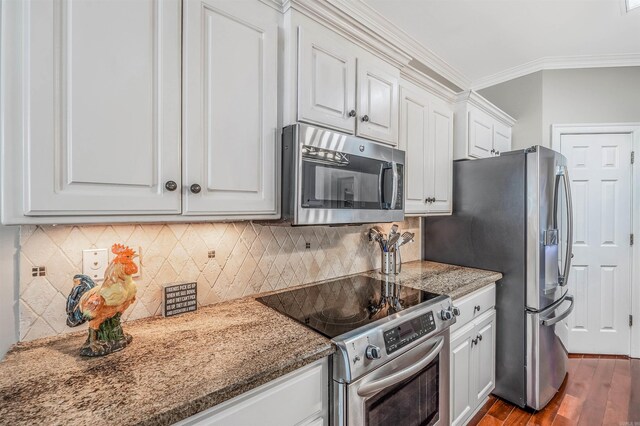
[[356, 53, 399, 146], [493, 122, 511, 156], [398, 85, 429, 214], [297, 23, 357, 134], [24, 0, 182, 215], [426, 97, 453, 214], [467, 108, 494, 158], [450, 325, 475, 426], [183, 0, 278, 216], [473, 310, 496, 406], [560, 133, 633, 354]]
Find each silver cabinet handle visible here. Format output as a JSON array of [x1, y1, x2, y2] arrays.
[[356, 336, 444, 397], [165, 181, 178, 191], [348, 110, 356, 117], [361, 115, 370, 122], [190, 183, 202, 194], [541, 295, 574, 326]]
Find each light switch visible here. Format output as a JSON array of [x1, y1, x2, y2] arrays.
[[82, 248, 108, 281]]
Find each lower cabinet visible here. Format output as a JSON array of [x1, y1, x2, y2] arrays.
[[450, 287, 497, 426], [174, 358, 328, 426]]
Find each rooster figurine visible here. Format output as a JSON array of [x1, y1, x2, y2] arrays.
[[66, 244, 139, 357]]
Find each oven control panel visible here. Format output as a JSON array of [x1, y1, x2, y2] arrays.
[[383, 311, 436, 354]]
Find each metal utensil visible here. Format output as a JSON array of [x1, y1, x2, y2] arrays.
[[368, 226, 386, 251], [396, 232, 415, 249], [387, 232, 401, 252]]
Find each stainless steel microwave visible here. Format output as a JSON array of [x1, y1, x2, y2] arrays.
[[282, 124, 405, 225]]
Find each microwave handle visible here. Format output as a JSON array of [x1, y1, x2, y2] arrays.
[[390, 162, 399, 210]]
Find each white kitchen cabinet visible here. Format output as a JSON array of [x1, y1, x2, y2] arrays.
[[297, 23, 357, 134], [2, 0, 182, 219], [356, 52, 399, 144], [182, 0, 279, 217], [450, 284, 497, 426], [399, 80, 453, 216], [454, 91, 515, 160], [174, 358, 328, 426], [296, 19, 399, 146]]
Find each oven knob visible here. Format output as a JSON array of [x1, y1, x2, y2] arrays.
[[440, 309, 453, 321], [452, 307, 461, 317], [365, 345, 382, 360]]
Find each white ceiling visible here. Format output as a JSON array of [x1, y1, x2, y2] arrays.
[[362, 0, 640, 87]]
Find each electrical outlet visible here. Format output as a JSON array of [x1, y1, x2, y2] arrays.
[[82, 248, 108, 281]]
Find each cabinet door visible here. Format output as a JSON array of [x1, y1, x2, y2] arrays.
[[426, 97, 453, 214], [398, 85, 429, 214], [467, 108, 494, 158], [298, 23, 357, 134], [473, 310, 497, 406], [183, 0, 278, 217], [356, 53, 399, 145], [493, 122, 512, 156], [450, 325, 476, 426], [21, 0, 182, 216]]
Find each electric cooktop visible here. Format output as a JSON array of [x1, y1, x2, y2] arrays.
[[257, 274, 441, 339]]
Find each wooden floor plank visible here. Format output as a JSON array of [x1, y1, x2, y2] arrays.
[[487, 398, 516, 421], [629, 358, 640, 421], [468, 395, 498, 426], [602, 358, 631, 425], [471, 355, 640, 425], [576, 358, 616, 425]]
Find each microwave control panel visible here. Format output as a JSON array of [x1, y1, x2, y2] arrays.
[[383, 311, 436, 354]]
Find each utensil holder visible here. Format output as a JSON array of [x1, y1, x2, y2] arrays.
[[380, 251, 398, 275]]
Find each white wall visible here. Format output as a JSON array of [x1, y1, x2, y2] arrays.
[[0, 224, 19, 358], [478, 71, 543, 151], [479, 67, 640, 149]]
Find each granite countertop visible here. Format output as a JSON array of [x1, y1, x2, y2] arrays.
[[0, 261, 500, 425], [0, 298, 333, 426], [363, 260, 502, 300]]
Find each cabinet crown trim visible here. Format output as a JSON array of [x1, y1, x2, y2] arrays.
[[284, 0, 470, 91], [456, 90, 516, 126]]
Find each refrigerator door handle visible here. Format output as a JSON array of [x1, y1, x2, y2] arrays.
[[540, 295, 574, 326], [556, 166, 573, 286]]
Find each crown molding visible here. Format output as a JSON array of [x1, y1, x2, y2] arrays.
[[472, 53, 640, 90], [284, 0, 471, 90], [456, 90, 516, 126], [400, 67, 457, 104]]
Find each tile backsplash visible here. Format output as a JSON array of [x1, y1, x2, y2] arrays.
[[18, 218, 420, 341]]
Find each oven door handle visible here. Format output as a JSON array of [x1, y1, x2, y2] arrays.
[[356, 336, 444, 397]]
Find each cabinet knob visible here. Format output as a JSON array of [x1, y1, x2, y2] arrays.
[[164, 181, 178, 192], [348, 110, 357, 117], [496, 151, 500, 155], [361, 115, 370, 122], [490, 149, 496, 154], [477, 334, 483, 341], [472, 337, 479, 346], [474, 305, 481, 313], [190, 183, 202, 194]]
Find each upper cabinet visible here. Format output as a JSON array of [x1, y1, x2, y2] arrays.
[[1, 0, 280, 224], [182, 0, 279, 217], [399, 80, 453, 216], [454, 91, 516, 160], [2, 0, 182, 219], [296, 19, 399, 146]]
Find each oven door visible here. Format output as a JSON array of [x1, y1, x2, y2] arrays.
[[346, 333, 449, 426]]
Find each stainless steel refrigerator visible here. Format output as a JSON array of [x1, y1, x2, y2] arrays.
[[424, 146, 575, 410]]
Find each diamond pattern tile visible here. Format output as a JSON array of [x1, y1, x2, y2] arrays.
[[17, 218, 420, 341]]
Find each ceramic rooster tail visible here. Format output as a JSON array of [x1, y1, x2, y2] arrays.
[[65, 274, 96, 327]]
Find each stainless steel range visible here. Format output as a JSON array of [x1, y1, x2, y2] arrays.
[[258, 274, 457, 426]]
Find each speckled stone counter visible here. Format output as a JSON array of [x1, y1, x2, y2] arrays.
[[0, 298, 333, 426], [363, 260, 502, 300]]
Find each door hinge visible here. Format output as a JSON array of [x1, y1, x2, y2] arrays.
[[632, 151, 635, 164], [631, 234, 635, 246], [630, 315, 633, 327]]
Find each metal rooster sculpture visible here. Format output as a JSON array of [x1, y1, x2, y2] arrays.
[[66, 244, 139, 357]]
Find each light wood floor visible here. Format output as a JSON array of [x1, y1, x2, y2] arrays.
[[468, 355, 640, 426]]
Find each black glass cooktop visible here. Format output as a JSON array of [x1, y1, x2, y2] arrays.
[[257, 274, 441, 339]]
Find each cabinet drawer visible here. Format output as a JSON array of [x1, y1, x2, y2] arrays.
[[451, 284, 496, 333], [175, 359, 327, 426]]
